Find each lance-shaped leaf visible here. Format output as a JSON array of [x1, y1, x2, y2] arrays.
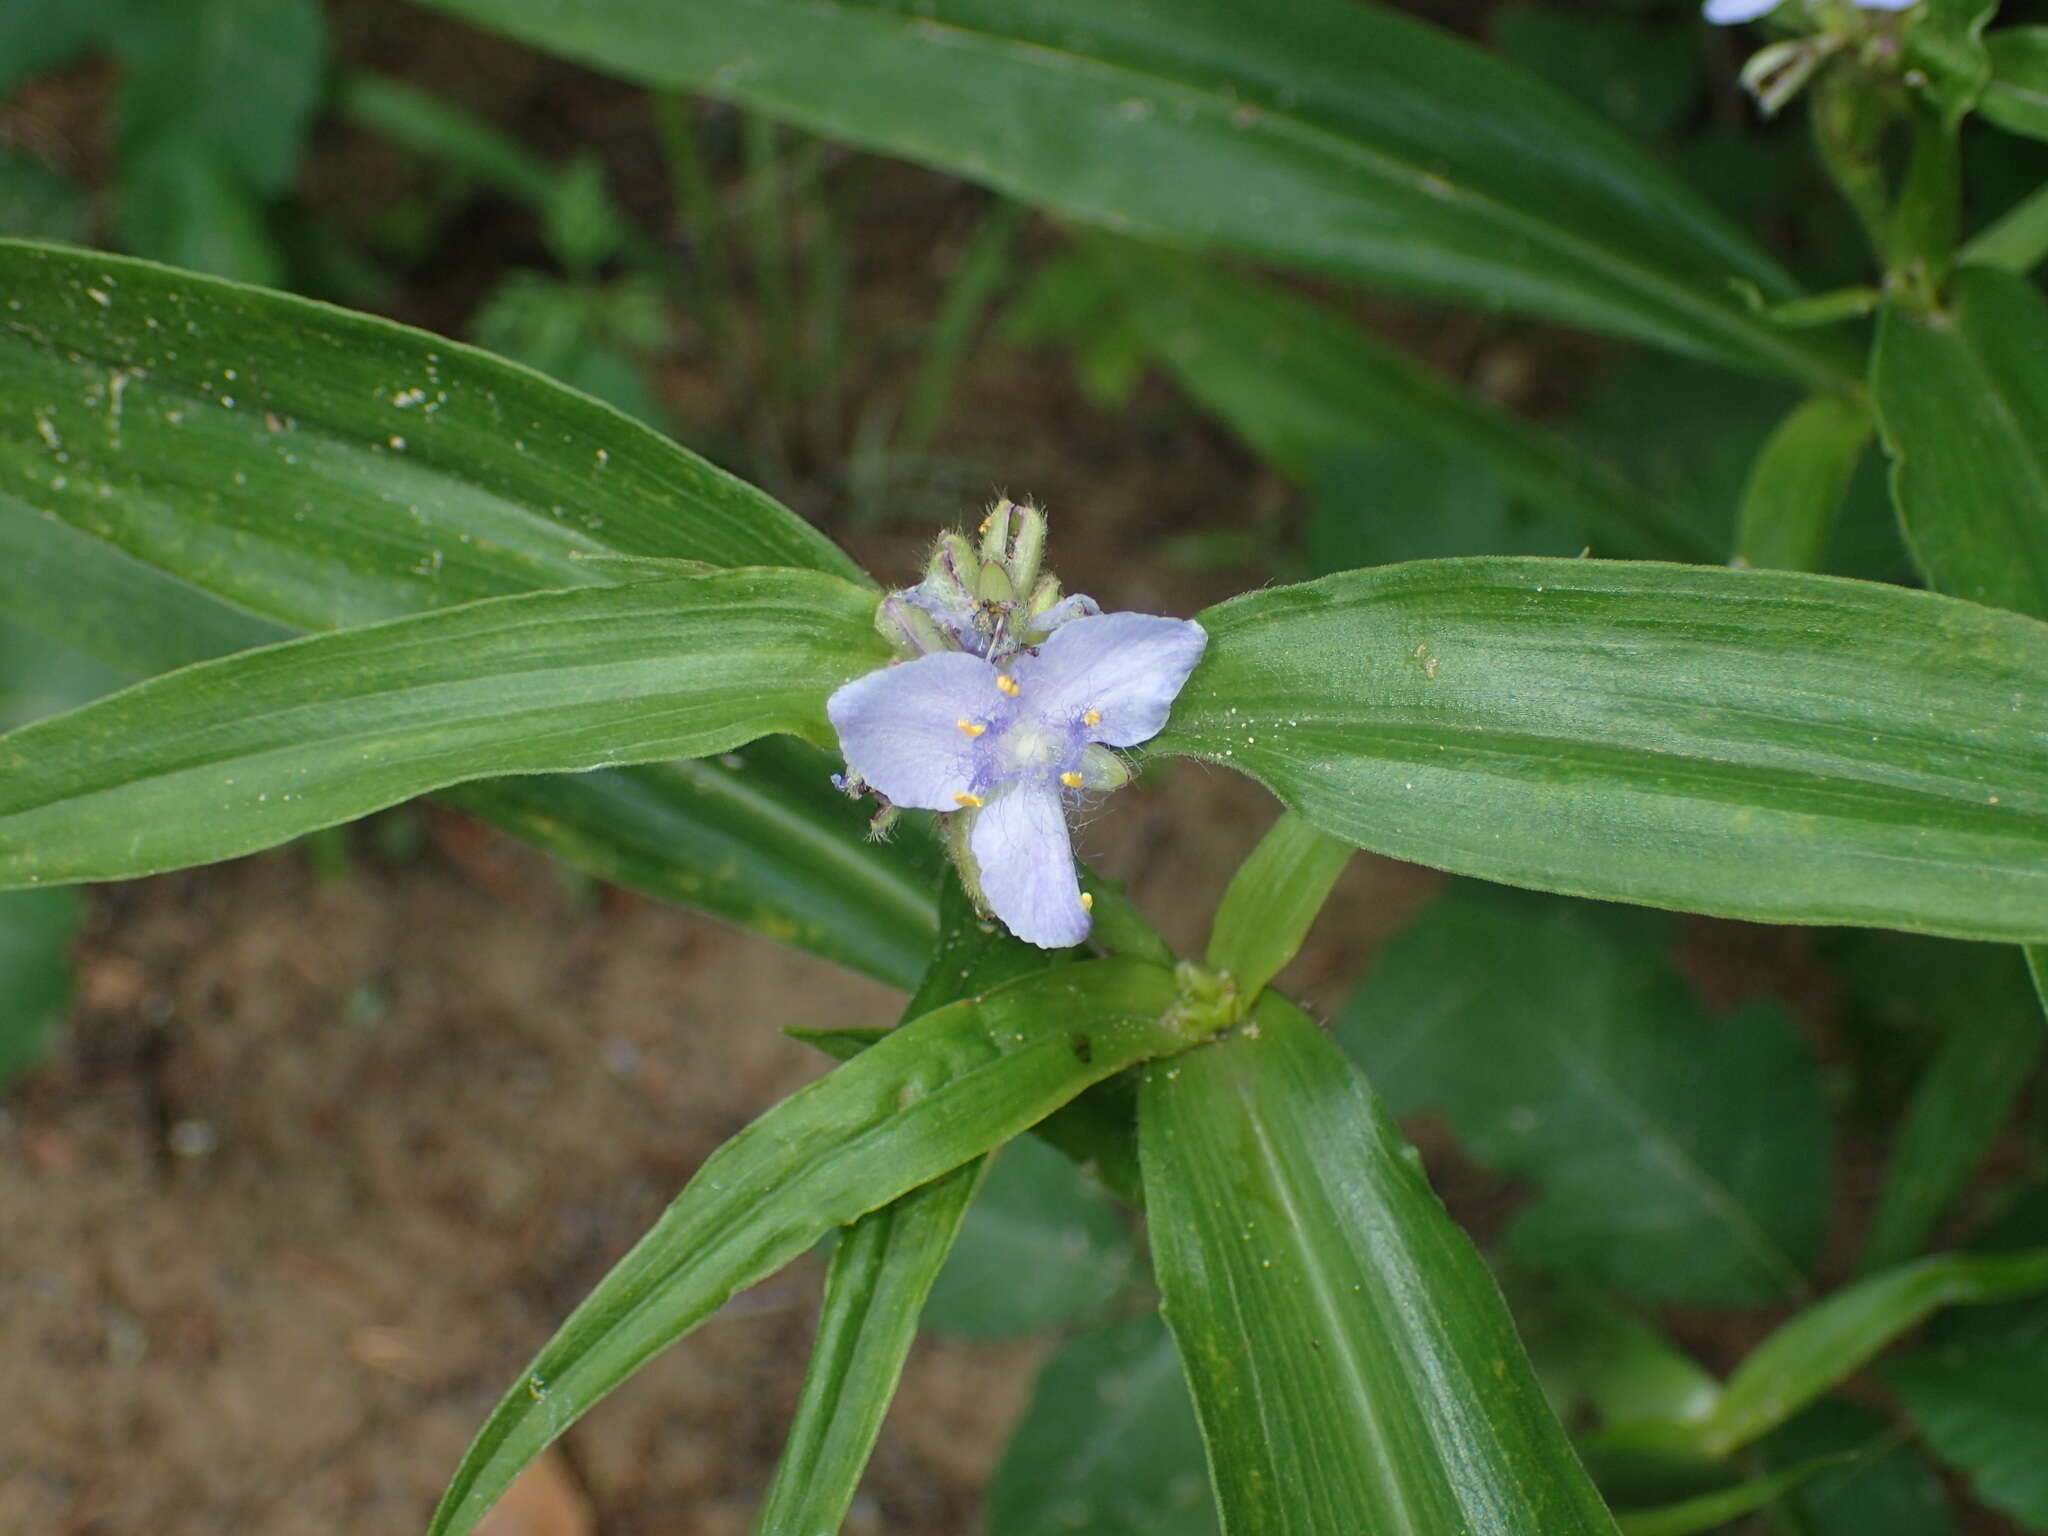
[[1684, 1247, 2048, 1458], [429, 957, 1192, 1536], [756, 873, 1055, 1535], [411, 0, 1841, 385], [1851, 936, 2046, 1274], [1873, 266, 2048, 622], [0, 495, 939, 987], [1154, 558, 2048, 943], [0, 568, 889, 887], [0, 239, 864, 632], [1140, 992, 1619, 1535]]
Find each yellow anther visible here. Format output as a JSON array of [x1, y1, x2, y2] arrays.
[[997, 673, 1021, 697], [1080, 892, 1095, 912], [953, 791, 985, 808], [1060, 771, 1084, 789], [978, 510, 995, 533], [957, 718, 986, 738], [1083, 707, 1101, 726]]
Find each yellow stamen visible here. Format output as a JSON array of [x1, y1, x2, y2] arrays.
[[1083, 707, 1101, 726], [1080, 892, 1095, 911], [957, 718, 986, 738], [1060, 771, 1084, 789], [953, 791, 985, 808], [978, 511, 995, 533], [997, 673, 1021, 697]]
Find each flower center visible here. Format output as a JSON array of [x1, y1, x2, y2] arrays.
[[997, 719, 1071, 780]]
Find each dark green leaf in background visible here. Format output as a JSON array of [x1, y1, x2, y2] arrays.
[[0, 885, 81, 1091], [0, 155, 87, 245], [1873, 264, 2048, 619], [1160, 559, 2048, 943], [1735, 392, 1874, 574], [1884, 1186, 2048, 1529], [1307, 446, 1583, 575], [105, 0, 326, 283], [1981, 28, 2048, 144], [922, 1133, 1133, 1339], [1502, 1268, 1720, 1433], [1488, 5, 1703, 144], [1341, 885, 1829, 1305], [1759, 1400, 1955, 1536], [1690, 1247, 2048, 1457], [0, 0, 119, 97], [988, 1314, 1216, 1536], [0, 570, 887, 888], [430, 958, 1191, 1536], [412, 0, 1841, 383], [1851, 937, 2046, 1273], [112, 0, 325, 199], [1141, 992, 1619, 1535], [1058, 242, 1704, 562], [445, 743, 942, 991]]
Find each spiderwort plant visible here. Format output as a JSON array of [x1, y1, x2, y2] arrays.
[[8, 0, 2048, 1531], [830, 501, 1206, 947]]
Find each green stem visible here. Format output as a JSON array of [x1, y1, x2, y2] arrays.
[[895, 199, 1027, 457], [650, 92, 740, 374], [1809, 71, 1894, 272]]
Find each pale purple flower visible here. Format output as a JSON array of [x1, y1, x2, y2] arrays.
[[1704, 0, 1912, 22], [829, 611, 1207, 949]]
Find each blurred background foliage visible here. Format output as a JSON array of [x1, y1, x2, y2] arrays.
[[5, 1, 2048, 1532]]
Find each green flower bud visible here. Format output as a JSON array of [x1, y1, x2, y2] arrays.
[[1005, 501, 1048, 595], [978, 498, 1015, 566]]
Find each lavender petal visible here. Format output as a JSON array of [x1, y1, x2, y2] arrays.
[[970, 784, 1090, 948], [827, 651, 1001, 810], [1702, 0, 1782, 21], [1015, 612, 1208, 748]]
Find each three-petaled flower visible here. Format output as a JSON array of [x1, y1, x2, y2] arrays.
[[828, 507, 1205, 949]]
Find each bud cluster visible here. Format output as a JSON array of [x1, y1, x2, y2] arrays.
[[876, 498, 1099, 663]]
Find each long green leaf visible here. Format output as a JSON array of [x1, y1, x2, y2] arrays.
[[1883, 1191, 2048, 1529], [756, 872, 1052, 1534], [0, 569, 887, 887], [411, 0, 1840, 384], [1156, 558, 2048, 943], [1858, 941, 2046, 1273], [0, 496, 939, 987], [429, 956, 1192, 1536], [1204, 810, 1350, 1003], [1691, 1248, 2048, 1457], [755, 1163, 981, 1536], [1735, 392, 1873, 574], [1076, 242, 1710, 563], [0, 239, 863, 630], [1980, 27, 2048, 142], [1873, 266, 2048, 620], [1140, 993, 1618, 1535]]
